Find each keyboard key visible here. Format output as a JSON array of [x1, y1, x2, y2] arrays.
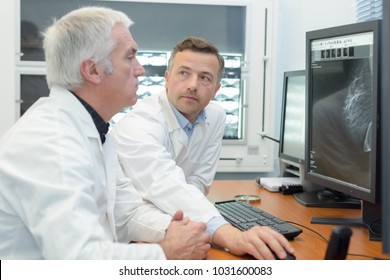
[[215, 200, 302, 239]]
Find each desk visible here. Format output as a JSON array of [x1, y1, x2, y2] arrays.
[[206, 180, 390, 260]]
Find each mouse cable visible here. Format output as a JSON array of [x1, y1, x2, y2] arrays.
[[285, 220, 328, 243]]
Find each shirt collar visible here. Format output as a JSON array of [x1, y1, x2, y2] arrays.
[[169, 102, 206, 128], [169, 102, 206, 139], [73, 94, 109, 144]]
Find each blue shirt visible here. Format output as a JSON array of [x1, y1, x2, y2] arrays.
[[170, 103, 206, 139]]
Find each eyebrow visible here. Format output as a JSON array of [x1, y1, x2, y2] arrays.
[[126, 47, 138, 57], [178, 65, 214, 77]]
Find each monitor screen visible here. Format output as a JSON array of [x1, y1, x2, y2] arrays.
[[279, 70, 306, 165], [307, 24, 379, 203], [299, 20, 382, 241]]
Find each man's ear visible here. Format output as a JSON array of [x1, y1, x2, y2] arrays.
[[164, 70, 169, 89], [212, 83, 221, 99], [80, 59, 101, 84]]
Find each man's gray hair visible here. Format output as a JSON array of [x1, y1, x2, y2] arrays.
[[43, 6, 133, 90]]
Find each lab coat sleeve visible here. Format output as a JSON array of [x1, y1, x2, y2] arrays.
[[112, 106, 222, 224], [114, 160, 172, 243]]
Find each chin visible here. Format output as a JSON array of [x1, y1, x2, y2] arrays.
[[129, 96, 138, 106]]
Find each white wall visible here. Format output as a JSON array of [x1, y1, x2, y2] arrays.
[[267, 0, 357, 176], [272, 0, 357, 137]]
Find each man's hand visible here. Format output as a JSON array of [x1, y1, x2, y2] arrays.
[[159, 210, 211, 260], [211, 224, 295, 260]]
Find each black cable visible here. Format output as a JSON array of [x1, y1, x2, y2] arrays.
[[287, 220, 389, 260], [367, 218, 382, 238], [286, 221, 328, 243], [261, 134, 280, 143]]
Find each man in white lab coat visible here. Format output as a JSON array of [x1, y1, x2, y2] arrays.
[[111, 37, 295, 260], [0, 7, 210, 260]]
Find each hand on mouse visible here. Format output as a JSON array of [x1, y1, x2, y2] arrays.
[[211, 224, 295, 260]]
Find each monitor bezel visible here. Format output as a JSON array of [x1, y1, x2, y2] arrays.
[[279, 70, 306, 166], [381, 0, 390, 253], [304, 20, 381, 204]]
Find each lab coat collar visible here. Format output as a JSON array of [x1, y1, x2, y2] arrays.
[[72, 93, 109, 144], [50, 86, 101, 143], [158, 91, 189, 150], [158, 91, 208, 152], [159, 91, 181, 132]]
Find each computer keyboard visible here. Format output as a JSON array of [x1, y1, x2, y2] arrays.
[[215, 200, 302, 239]]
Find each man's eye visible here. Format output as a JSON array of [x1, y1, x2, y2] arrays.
[[178, 71, 189, 79], [201, 76, 212, 85]]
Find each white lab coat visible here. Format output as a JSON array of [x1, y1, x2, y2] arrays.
[[0, 87, 171, 259], [111, 91, 226, 223]]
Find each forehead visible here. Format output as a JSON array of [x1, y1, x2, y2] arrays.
[[173, 50, 220, 73], [111, 23, 138, 52]]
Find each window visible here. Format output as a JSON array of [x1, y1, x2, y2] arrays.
[[356, 0, 383, 21]]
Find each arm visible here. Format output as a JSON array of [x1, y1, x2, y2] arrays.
[[112, 109, 221, 223], [113, 162, 211, 260], [113, 155, 172, 243], [112, 98, 294, 260], [113, 115, 295, 259]]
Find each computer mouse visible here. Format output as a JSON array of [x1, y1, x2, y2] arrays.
[[271, 250, 296, 260]]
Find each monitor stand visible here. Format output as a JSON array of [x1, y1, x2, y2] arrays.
[[311, 201, 382, 242], [295, 191, 381, 241], [294, 189, 361, 209]]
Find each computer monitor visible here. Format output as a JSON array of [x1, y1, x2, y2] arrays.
[[381, 1, 390, 253], [295, 20, 382, 241], [279, 70, 306, 177]]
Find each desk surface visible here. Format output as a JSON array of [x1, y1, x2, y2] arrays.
[[206, 180, 390, 260]]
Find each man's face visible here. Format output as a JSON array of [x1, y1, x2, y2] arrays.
[[100, 23, 145, 111], [165, 50, 221, 123]]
